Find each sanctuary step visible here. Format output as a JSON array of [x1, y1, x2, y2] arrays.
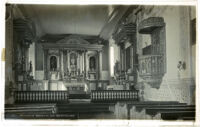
[[56, 103, 115, 119]]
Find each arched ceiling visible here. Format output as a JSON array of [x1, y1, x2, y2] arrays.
[[18, 5, 110, 37]]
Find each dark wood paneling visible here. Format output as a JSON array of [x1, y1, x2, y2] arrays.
[[142, 45, 151, 55]]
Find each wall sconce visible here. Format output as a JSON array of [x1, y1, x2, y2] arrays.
[[177, 61, 186, 70]]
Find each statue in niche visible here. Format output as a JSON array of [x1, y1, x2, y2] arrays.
[[114, 60, 120, 74], [70, 53, 77, 77], [50, 56, 57, 71], [89, 57, 96, 71]]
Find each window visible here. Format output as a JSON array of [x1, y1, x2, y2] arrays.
[[191, 18, 196, 45], [110, 46, 114, 76]]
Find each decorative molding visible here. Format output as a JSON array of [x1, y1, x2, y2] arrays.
[[138, 17, 165, 34], [56, 35, 90, 45], [42, 43, 103, 51], [113, 23, 136, 44], [13, 18, 35, 42]]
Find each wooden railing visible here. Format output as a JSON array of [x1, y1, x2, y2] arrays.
[[14, 91, 68, 103], [91, 90, 139, 102]]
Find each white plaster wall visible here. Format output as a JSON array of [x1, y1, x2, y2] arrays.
[[35, 70, 44, 80], [101, 71, 109, 80], [141, 34, 151, 48], [190, 6, 196, 20], [113, 43, 120, 63], [114, 103, 128, 119]]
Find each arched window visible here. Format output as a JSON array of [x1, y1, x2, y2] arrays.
[[50, 56, 57, 71]]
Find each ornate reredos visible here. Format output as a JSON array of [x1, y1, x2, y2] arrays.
[[56, 35, 90, 45]]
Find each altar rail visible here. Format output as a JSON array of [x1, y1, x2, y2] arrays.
[[14, 91, 68, 103], [91, 90, 139, 102]]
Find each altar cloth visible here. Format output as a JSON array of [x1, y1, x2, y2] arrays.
[[64, 82, 88, 92]]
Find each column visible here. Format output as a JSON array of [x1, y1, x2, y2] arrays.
[[43, 49, 48, 80], [68, 50, 70, 72], [77, 51, 80, 72], [119, 45, 122, 74], [120, 44, 125, 72], [130, 34, 137, 82], [125, 23, 137, 84], [99, 51, 102, 80], [97, 50, 100, 80], [84, 50, 87, 78], [59, 50, 62, 80]]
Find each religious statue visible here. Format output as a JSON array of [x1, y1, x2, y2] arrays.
[[89, 56, 96, 71], [29, 61, 32, 73], [70, 53, 77, 77], [50, 56, 57, 71]]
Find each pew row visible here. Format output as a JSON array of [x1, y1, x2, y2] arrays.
[[126, 101, 195, 120], [5, 103, 59, 119]]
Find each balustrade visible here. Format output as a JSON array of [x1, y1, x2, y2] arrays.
[[91, 90, 139, 102], [14, 91, 68, 103]]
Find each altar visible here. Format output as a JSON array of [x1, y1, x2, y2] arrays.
[[41, 35, 104, 92], [64, 82, 88, 94]]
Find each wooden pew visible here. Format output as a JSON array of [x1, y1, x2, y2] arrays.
[[145, 106, 195, 116], [161, 111, 195, 120], [5, 103, 57, 119], [127, 101, 195, 120]]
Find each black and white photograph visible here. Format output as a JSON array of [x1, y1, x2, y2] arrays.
[[4, 2, 198, 124]]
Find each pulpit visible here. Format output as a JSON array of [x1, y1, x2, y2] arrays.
[[138, 17, 166, 89]]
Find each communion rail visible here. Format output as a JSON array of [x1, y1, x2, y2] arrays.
[[91, 90, 139, 102], [14, 91, 68, 103]]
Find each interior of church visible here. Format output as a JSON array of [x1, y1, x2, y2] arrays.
[[5, 4, 196, 120]]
